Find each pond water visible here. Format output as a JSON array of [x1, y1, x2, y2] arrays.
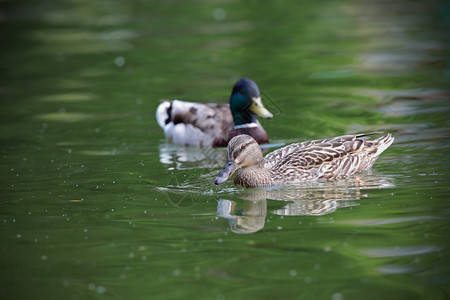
[[1, 0, 449, 299]]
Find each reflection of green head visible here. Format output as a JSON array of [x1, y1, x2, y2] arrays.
[[229, 78, 273, 126]]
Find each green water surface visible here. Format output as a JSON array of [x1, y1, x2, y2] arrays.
[[1, 0, 449, 299]]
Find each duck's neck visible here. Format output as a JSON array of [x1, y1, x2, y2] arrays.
[[230, 94, 256, 126], [234, 165, 272, 188], [232, 110, 257, 126]]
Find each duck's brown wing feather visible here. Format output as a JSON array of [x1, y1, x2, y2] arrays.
[[163, 100, 233, 143], [265, 133, 390, 181], [169, 101, 231, 132]]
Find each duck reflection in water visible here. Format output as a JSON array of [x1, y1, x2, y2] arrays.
[[217, 175, 394, 234], [158, 142, 226, 170]]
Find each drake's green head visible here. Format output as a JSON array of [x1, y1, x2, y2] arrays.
[[229, 78, 273, 126]]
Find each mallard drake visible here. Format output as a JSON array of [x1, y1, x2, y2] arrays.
[[156, 78, 273, 147], [214, 133, 394, 187]]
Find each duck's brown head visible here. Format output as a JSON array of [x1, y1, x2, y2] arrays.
[[214, 135, 264, 185]]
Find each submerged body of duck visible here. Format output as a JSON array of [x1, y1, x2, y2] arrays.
[[156, 78, 273, 147], [215, 133, 394, 188]]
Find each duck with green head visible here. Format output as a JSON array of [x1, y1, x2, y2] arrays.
[[156, 78, 273, 147]]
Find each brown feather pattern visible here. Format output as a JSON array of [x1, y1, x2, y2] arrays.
[[219, 133, 394, 187]]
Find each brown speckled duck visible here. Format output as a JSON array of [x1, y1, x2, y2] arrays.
[[156, 78, 273, 147], [215, 133, 394, 187]]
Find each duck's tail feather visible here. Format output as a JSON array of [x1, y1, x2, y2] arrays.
[[373, 133, 394, 157], [357, 133, 394, 172], [163, 122, 212, 147], [156, 100, 172, 129]]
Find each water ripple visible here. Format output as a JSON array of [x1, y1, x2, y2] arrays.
[[360, 245, 444, 258], [376, 264, 421, 274], [338, 215, 443, 226]]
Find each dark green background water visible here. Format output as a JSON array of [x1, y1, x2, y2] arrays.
[[1, 0, 449, 299]]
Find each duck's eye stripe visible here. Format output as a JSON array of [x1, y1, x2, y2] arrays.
[[233, 141, 253, 158]]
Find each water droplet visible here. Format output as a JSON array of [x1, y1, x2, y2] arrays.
[[289, 270, 297, 277], [332, 293, 342, 300], [213, 8, 226, 21], [115, 56, 125, 67]]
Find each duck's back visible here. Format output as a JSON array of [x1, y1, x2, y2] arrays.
[[264, 133, 394, 183], [156, 100, 232, 147]]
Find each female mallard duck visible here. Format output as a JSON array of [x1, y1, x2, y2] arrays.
[[215, 133, 394, 187], [156, 78, 273, 147]]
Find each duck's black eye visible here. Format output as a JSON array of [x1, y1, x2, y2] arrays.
[[241, 145, 246, 150]]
